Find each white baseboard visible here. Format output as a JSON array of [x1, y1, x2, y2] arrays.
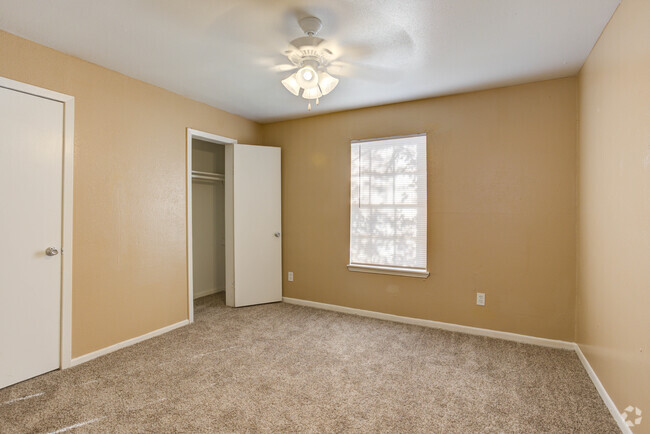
[[69, 320, 189, 367], [283, 297, 575, 350], [574, 344, 630, 433], [193, 287, 224, 299]]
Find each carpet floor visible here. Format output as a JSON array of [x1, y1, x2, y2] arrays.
[[1, 293, 618, 433]]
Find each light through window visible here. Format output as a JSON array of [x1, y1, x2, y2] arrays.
[[349, 134, 427, 275]]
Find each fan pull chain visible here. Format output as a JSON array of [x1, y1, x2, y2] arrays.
[[316, 97, 319, 105], [308, 101, 311, 111]]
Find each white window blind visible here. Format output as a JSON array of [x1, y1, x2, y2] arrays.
[[350, 134, 427, 272]]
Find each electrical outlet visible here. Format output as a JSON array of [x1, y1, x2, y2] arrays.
[[288, 271, 294, 282], [476, 292, 485, 306]]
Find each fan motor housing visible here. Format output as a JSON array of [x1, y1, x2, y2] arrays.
[[288, 37, 331, 67]]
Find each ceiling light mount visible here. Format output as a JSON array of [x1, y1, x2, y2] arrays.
[[298, 16, 323, 37]]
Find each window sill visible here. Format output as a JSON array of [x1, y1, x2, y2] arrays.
[[347, 264, 430, 278]]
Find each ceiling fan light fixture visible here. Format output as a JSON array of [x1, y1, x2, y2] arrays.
[[278, 16, 339, 111], [301, 86, 322, 100], [296, 65, 319, 89], [281, 73, 300, 96], [318, 71, 339, 96]]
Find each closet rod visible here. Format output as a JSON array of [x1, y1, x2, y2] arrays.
[[192, 174, 224, 182], [192, 170, 224, 177], [192, 169, 224, 182]]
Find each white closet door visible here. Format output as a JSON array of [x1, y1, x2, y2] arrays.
[[0, 86, 64, 388], [233, 145, 282, 307]]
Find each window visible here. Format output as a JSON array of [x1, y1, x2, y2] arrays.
[[348, 134, 428, 278]]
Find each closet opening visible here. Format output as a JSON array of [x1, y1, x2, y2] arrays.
[[186, 129, 236, 322], [192, 139, 225, 303]]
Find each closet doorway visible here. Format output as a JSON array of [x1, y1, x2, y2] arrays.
[[191, 138, 227, 301], [186, 129, 282, 321], [187, 130, 235, 321]]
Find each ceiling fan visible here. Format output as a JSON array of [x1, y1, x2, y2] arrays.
[[277, 16, 341, 111]]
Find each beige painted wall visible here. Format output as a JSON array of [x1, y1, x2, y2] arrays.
[[577, 0, 650, 426], [263, 77, 578, 341], [192, 139, 226, 298], [0, 30, 261, 358]]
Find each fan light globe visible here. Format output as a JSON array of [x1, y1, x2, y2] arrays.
[[318, 72, 339, 95], [281, 73, 300, 96], [301, 86, 322, 100], [296, 66, 319, 89]]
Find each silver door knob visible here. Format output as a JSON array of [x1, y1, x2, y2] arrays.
[[45, 247, 59, 256], [274, 232, 281, 238]]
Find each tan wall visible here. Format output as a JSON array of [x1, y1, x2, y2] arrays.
[[263, 77, 578, 341], [0, 30, 261, 358], [577, 0, 650, 426]]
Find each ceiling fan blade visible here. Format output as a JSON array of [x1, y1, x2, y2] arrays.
[[327, 61, 403, 83], [271, 64, 298, 72], [205, 0, 298, 57], [318, 40, 374, 62], [321, 27, 415, 66]]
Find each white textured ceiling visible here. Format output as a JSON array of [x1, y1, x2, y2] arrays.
[[0, 0, 619, 123]]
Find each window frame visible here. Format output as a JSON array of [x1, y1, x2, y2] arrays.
[[347, 133, 429, 279]]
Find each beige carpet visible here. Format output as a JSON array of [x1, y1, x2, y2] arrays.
[[1, 293, 618, 433]]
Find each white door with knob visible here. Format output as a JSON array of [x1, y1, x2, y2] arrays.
[[0, 85, 65, 388], [232, 144, 282, 307]]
